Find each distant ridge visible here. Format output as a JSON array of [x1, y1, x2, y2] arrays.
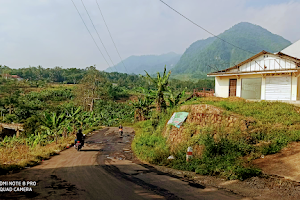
[[105, 52, 181, 74]]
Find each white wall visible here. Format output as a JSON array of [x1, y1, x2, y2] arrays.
[[215, 77, 229, 98], [292, 75, 297, 101], [261, 76, 266, 100], [236, 78, 241, 97]]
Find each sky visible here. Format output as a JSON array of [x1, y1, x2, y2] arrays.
[[0, 0, 299, 71]]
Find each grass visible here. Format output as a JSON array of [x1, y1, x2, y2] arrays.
[[187, 97, 300, 125], [0, 135, 75, 175], [132, 97, 300, 180], [132, 120, 169, 164]]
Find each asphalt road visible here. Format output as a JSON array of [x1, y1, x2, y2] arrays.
[[0, 127, 245, 200]]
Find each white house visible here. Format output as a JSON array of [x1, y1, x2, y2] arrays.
[[207, 50, 300, 100]]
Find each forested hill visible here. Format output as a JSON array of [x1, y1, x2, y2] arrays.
[[105, 52, 181, 74], [172, 22, 291, 75]]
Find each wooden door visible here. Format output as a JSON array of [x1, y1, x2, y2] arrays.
[[229, 79, 237, 97]]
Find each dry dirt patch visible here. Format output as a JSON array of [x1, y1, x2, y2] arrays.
[[253, 142, 300, 182]]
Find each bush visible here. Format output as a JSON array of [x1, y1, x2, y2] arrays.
[[23, 115, 41, 136], [3, 114, 18, 123]]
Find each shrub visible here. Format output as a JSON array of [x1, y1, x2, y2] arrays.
[[3, 114, 18, 123]]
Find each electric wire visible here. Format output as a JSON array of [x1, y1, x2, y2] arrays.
[[71, 0, 113, 72], [159, 0, 256, 55], [80, 0, 118, 72], [96, 0, 128, 74]]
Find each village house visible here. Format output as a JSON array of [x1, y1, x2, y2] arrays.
[[207, 41, 300, 100], [1, 74, 23, 81]]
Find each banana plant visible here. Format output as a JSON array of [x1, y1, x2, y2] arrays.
[[64, 106, 82, 132], [142, 66, 171, 112], [40, 111, 66, 144], [65, 106, 81, 124], [131, 96, 155, 121], [75, 111, 89, 129], [165, 87, 186, 108]]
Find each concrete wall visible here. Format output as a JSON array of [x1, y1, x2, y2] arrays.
[[236, 78, 241, 97], [292, 75, 298, 101], [297, 77, 300, 100], [215, 75, 261, 99], [261, 76, 266, 100], [215, 76, 229, 98]]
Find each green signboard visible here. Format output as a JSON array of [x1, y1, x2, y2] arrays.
[[167, 112, 189, 128]]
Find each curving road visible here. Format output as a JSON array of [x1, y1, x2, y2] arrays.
[[0, 127, 244, 200]]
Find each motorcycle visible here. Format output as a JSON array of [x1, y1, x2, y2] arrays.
[[75, 140, 82, 151], [75, 134, 85, 151], [119, 128, 123, 137]]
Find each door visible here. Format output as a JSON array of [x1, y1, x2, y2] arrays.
[[229, 79, 237, 97], [265, 76, 291, 100]]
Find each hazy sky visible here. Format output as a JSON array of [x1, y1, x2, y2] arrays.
[[0, 0, 299, 71]]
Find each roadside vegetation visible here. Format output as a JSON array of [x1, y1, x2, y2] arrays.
[[132, 96, 300, 180], [0, 64, 212, 175]]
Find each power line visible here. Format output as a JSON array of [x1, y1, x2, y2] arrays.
[[96, 0, 128, 74], [71, 0, 113, 72], [80, 0, 118, 72], [159, 0, 256, 55], [207, 65, 219, 71]]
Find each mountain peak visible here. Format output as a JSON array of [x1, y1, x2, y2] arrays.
[[172, 22, 291, 75], [234, 22, 258, 27]]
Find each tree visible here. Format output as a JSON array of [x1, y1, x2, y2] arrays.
[[142, 65, 171, 112], [75, 66, 110, 111]]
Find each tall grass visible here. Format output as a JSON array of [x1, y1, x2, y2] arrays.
[[0, 136, 75, 175], [132, 120, 169, 164]]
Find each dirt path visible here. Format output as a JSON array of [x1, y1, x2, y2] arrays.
[[254, 142, 300, 182], [0, 127, 243, 200]]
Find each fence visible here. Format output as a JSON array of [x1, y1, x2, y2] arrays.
[[193, 88, 215, 97]]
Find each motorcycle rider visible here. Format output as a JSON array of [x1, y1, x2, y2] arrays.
[[75, 129, 84, 147]]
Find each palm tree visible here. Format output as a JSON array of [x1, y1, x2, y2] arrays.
[[143, 65, 171, 112]]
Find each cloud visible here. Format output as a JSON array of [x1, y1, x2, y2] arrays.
[[244, 1, 300, 42], [0, 0, 298, 71]]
